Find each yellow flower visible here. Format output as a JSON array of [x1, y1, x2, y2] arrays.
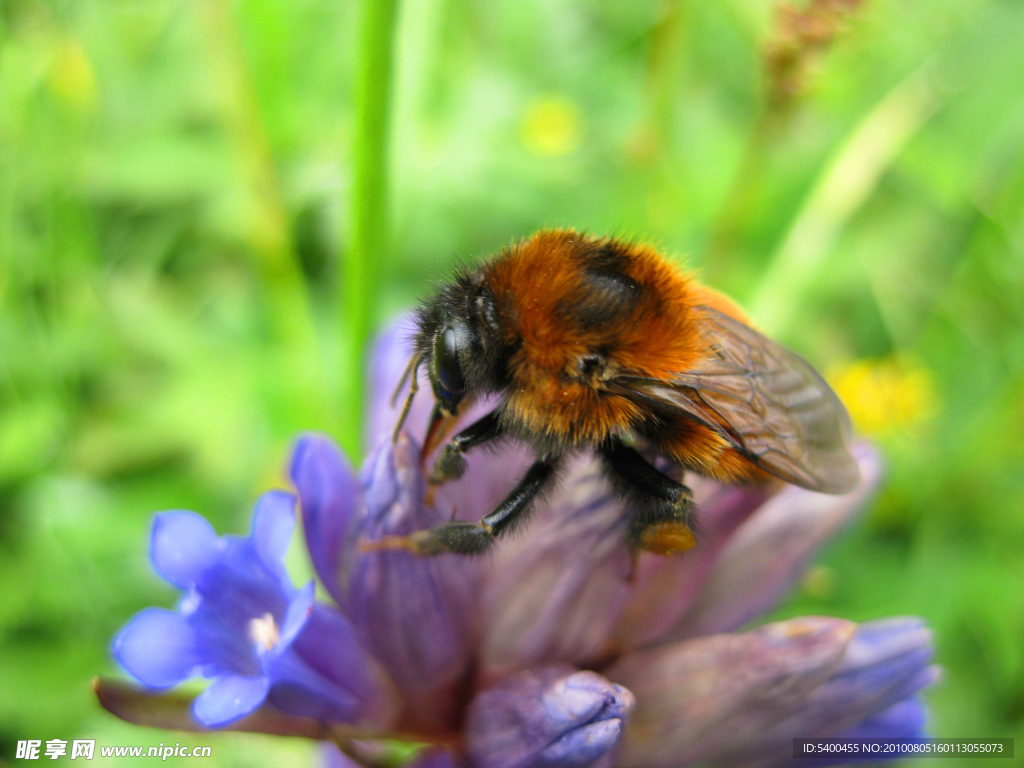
[[519, 96, 583, 157], [48, 38, 97, 115], [830, 357, 937, 436]]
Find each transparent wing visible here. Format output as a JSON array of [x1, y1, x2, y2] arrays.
[[615, 306, 860, 493]]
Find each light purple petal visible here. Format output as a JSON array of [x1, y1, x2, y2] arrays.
[[610, 617, 855, 768], [321, 743, 367, 768], [479, 458, 634, 679], [759, 619, 936, 738], [191, 674, 269, 727], [251, 490, 296, 570], [406, 747, 470, 768], [430, 436, 535, 525], [150, 511, 222, 589], [731, 629, 935, 768], [365, 315, 427, 448], [612, 481, 773, 649], [289, 433, 360, 609], [466, 666, 634, 768], [668, 443, 882, 639], [321, 744, 466, 768], [348, 435, 477, 732], [112, 608, 201, 689]]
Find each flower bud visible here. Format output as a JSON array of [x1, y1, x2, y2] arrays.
[[467, 666, 634, 768]]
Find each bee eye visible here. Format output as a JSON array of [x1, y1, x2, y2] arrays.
[[432, 327, 466, 396]]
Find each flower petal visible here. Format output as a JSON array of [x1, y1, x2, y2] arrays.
[[292, 604, 384, 702], [289, 433, 360, 609], [348, 435, 476, 731], [277, 603, 398, 728], [276, 581, 316, 652], [841, 697, 929, 738], [466, 666, 634, 768], [150, 511, 221, 590], [321, 743, 367, 768], [734, 696, 932, 767], [753, 619, 936, 741], [321, 744, 467, 768], [113, 608, 201, 689], [613, 481, 773, 649], [251, 490, 297, 571], [191, 674, 269, 727], [610, 617, 854, 768], [365, 315, 427, 448], [407, 747, 471, 768], [480, 459, 634, 679], [669, 443, 881, 639]]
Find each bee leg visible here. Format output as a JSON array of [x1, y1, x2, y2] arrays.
[[365, 458, 558, 556], [599, 442, 696, 556], [428, 410, 503, 485]]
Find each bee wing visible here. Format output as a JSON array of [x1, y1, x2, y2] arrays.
[[615, 306, 860, 494]]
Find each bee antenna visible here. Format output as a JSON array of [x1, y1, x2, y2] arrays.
[[391, 350, 422, 406], [392, 351, 424, 443]]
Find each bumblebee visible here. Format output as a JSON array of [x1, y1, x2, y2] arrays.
[[381, 230, 858, 556]]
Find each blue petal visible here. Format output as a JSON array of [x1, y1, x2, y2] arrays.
[[112, 608, 201, 689], [765, 700, 930, 768], [187, 539, 290, 664], [150, 511, 221, 589], [842, 697, 928, 738], [289, 434, 359, 608], [276, 581, 315, 653], [292, 604, 373, 690], [265, 651, 362, 723], [192, 674, 269, 726], [251, 490, 296, 569]]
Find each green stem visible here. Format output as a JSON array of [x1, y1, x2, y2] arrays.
[[340, 0, 400, 459], [749, 66, 940, 336], [702, 110, 782, 283], [196, 0, 328, 426]]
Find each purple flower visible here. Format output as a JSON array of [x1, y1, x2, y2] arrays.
[[466, 667, 635, 768], [110, 491, 391, 728], [100, 318, 938, 768]]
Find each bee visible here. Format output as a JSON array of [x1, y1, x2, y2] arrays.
[[379, 229, 859, 557]]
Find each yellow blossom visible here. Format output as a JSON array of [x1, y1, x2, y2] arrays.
[[48, 38, 98, 115], [519, 96, 583, 156], [830, 357, 937, 436]]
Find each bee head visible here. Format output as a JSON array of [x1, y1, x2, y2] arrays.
[[427, 319, 470, 416], [391, 273, 480, 441]]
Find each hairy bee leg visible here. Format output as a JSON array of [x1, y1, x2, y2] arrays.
[[599, 442, 696, 556], [364, 459, 559, 556], [429, 410, 503, 485]]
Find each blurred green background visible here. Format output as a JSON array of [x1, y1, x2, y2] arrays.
[[1, 0, 1022, 765]]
